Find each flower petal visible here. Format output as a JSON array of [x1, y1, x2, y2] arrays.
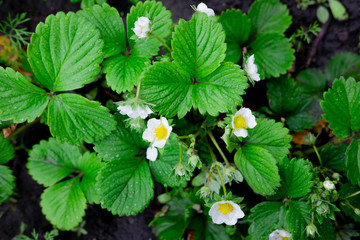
[[234, 128, 248, 138], [146, 146, 158, 161]]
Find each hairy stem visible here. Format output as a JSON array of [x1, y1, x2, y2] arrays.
[[208, 131, 231, 167]]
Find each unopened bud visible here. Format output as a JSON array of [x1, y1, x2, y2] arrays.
[[332, 173, 341, 181], [199, 186, 211, 198], [306, 222, 317, 238], [355, 208, 360, 216], [174, 162, 187, 176], [189, 154, 200, 168]]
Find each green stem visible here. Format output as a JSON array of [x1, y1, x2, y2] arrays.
[[208, 131, 231, 167], [7, 118, 40, 141], [150, 32, 172, 52], [342, 200, 356, 210], [313, 144, 323, 166], [216, 165, 227, 200], [135, 81, 141, 101], [179, 144, 182, 163], [341, 190, 360, 200]]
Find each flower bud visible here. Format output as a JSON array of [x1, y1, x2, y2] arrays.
[[354, 208, 360, 217], [306, 222, 317, 238], [323, 180, 335, 191], [332, 173, 341, 181], [174, 162, 187, 176], [188, 154, 200, 168], [199, 186, 211, 198]]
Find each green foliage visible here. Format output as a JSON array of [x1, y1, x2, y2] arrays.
[[0, 13, 31, 49], [0, 133, 14, 164], [320, 144, 347, 171], [0, 67, 49, 123], [0, 165, 15, 203], [339, 183, 360, 222], [346, 140, 360, 186], [270, 158, 313, 200], [321, 77, 360, 139], [28, 12, 104, 92], [27, 138, 103, 230], [326, 52, 360, 81], [248, 0, 292, 35]]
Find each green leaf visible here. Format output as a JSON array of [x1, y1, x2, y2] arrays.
[[77, 152, 103, 204], [339, 183, 360, 222], [141, 62, 248, 118], [326, 52, 360, 81], [191, 62, 248, 116], [97, 157, 154, 216], [235, 145, 280, 196], [270, 158, 313, 200], [224, 42, 241, 63], [346, 140, 360, 186], [321, 77, 360, 138], [40, 178, 87, 230], [149, 134, 187, 188], [250, 33, 295, 79], [248, 0, 292, 35], [317, 5, 330, 24], [0, 67, 49, 123], [218, 9, 251, 45], [141, 62, 192, 118], [47, 93, 116, 145], [246, 118, 292, 161], [248, 201, 284, 239], [103, 54, 149, 93], [0, 133, 14, 164], [78, 3, 126, 57], [152, 209, 188, 240], [172, 13, 226, 78], [296, 68, 328, 96], [27, 138, 80, 187], [267, 76, 301, 115], [329, 0, 348, 21], [285, 201, 311, 240], [0, 165, 15, 204], [28, 12, 104, 91], [320, 143, 347, 171], [285, 99, 322, 131], [127, 0, 172, 58], [93, 114, 147, 161]]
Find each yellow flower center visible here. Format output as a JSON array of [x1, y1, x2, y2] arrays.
[[218, 203, 233, 215], [280, 237, 289, 240], [234, 115, 246, 129], [155, 125, 168, 140]]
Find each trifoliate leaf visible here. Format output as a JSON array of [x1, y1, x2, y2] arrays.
[[0, 133, 14, 164], [141, 62, 192, 118], [27, 138, 80, 187], [97, 157, 154, 216], [78, 3, 126, 57], [77, 152, 103, 204], [246, 118, 292, 161], [320, 143, 347, 172], [172, 13, 226, 78], [40, 178, 87, 230], [326, 52, 360, 81], [247, 201, 284, 239], [224, 42, 242, 63], [339, 183, 360, 222], [93, 114, 147, 161], [0, 67, 49, 123], [248, 0, 292, 35], [103, 54, 150, 93], [321, 77, 360, 138], [191, 62, 248, 116], [141, 62, 248, 118], [285, 201, 311, 240], [28, 12, 104, 91], [267, 76, 301, 115], [346, 140, 360, 186], [235, 145, 280, 196], [250, 33, 294, 79], [127, 0, 172, 58], [47, 93, 116, 145], [218, 9, 251, 45], [149, 134, 187, 188], [0, 165, 15, 204], [269, 158, 313, 200], [296, 68, 328, 96]]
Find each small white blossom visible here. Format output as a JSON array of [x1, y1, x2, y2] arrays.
[[209, 200, 245, 225], [196, 2, 215, 17], [323, 180, 335, 190], [143, 117, 172, 161], [231, 108, 257, 138], [269, 229, 292, 240], [133, 16, 151, 38], [244, 55, 260, 82], [118, 104, 153, 119]]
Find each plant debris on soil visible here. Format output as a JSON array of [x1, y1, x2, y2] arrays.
[[0, 0, 359, 239]]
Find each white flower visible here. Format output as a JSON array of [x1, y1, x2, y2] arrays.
[[196, 2, 215, 17], [133, 16, 151, 38], [269, 229, 292, 240], [244, 55, 260, 82], [118, 104, 153, 119], [209, 200, 245, 225], [143, 117, 172, 161], [231, 108, 257, 138], [323, 180, 335, 190]]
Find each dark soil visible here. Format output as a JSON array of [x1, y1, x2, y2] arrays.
[[0, 0, 359, 239]]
